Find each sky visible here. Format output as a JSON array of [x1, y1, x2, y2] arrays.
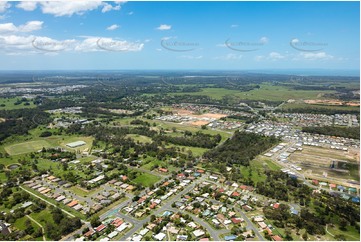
[[0, 0, 359, 71]]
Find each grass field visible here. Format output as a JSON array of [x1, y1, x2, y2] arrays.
[[282, 102, 360, 112], [4, 140, 52, 155], [168, 84, 336, 101], [0, 97, 36, 110], [3, 135, 94, 156], [30, 209, 55, 227], [132, 173, 161, 187], [126, 134, 153, 143]]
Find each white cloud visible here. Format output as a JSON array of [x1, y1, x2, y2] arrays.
[[0, 21, 43, 33], [299, 52, 334, 60], [254, 52, 286, 61], [260, 37, 269, 44], [0, 34, 144, 55], [20, 21, 44, 32], [76, 37, 144, 52], [230, 24, 238, 28], [0, 34, 76, 55], [214, 53, 242, 60], [16, 1, 38, 11], [106, 24, 120, 31], [127, 11, 134, 15], [269, 51, 285, 60], [102, 2, 121, 13], [161, 36, 175, 41], [157, 24, 172, 31], [0, 1, 11, 13], [39, 1, 103, 17], [179, 55, 203, 59]]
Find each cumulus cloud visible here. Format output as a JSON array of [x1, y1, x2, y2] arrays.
[[101, 2, 121, 13], [16, 1, 38, 11], [0, 33, 145, 55], [269, 51, 285, 60], [157, 24, 172, 30], [76, 37, 144, 52], [0, 21, 43, 33], [106, 24, 120, 31], [15, 1, 123, 17], [214, 53, 242, 60], [298, 52, 334, 60], [259, 37, 269, 44], [0, 1, 11, 13]]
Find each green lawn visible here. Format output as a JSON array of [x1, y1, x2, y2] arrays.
[[0, 97, 36, 110], [30, 210, 55, 227], [4, 140, 52, 155], [126, 134, 153, 143], [132, 173, 161, 187], [3, 135, 94, 156]]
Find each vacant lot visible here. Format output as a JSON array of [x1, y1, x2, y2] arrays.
[[5, 140, 52, 155], [126, 134, 153, 143], [132, 173, 161, 187], [289, 146, 359, 181]]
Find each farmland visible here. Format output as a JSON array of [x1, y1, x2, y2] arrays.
[[169, 84, 336, 101]]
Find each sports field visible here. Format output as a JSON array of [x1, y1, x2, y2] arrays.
[[5, 140, 52, 155]]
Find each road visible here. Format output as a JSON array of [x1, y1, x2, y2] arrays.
[[234, 207, 265, 241], [26, 215, 46, 241], [20, 186, 77, 219]]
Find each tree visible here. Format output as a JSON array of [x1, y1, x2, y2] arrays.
[[90, 215, 101, 227]]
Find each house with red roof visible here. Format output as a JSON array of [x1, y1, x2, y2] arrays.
[[96, 224, 106, 232], [272, 235, 283, 241], [231, 191, 241, 197], [231, 218, 243, 224], [159, 168, 168, 173]]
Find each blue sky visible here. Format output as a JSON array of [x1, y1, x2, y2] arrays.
[[0, 1, 359, 71]]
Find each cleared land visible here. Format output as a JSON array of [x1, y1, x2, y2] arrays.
[[126, 134, 153, 143], [169, 84, 336, 101], [0, 97, 36, 110], [289, 146, 360, 181], [132, 173, 161, 187], [5, 140, 52, 155]]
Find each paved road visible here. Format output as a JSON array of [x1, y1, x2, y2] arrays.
[[26, 215, 46, 241], [234, 207, 265, 241], [20, 186, 77, 219]]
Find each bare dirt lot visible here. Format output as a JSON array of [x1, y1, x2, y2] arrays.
[[173, 108, 227, 119], [304, 99, 360, 106], [289, 146, 359, 182]]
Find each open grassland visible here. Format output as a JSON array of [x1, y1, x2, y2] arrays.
[[3, 135, 94, 156], [141, 157, 179, 172], [0, 97, 36, 110], [281, 102, 360, 112], [132, 173, 161, 187], [126, 134, 153, 143], [5, 140, 52, 155], [168, 84, 336, 101]]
